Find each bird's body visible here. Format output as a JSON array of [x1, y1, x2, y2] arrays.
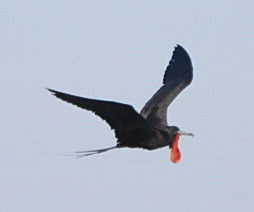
[[47, 44, 194, 163]]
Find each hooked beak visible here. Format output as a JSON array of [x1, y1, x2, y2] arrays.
[[176, 130, 194, 137]]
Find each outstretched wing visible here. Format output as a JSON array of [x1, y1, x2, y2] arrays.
[[140, 45, 193, 126], [47, 88, 146, 132]]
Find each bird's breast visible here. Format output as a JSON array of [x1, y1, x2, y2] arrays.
[[143, 129, 170, 150]]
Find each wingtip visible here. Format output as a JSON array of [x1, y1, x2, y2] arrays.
[[173, 44, 192, 61], [45, 88, 58, 97], [45, 87, 55, 93], [163, 44, 193, 84], [175, 44, 188, 52]]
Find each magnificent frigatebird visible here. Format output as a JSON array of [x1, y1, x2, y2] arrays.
[[47, 44, 194, 163]]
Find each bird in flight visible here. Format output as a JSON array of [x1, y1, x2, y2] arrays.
[[47, 44, 194, 163]]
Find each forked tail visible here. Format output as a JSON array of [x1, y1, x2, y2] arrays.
[[75, 146, 117, 158]]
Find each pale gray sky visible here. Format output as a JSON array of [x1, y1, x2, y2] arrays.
[[1, 0, 254, 211]]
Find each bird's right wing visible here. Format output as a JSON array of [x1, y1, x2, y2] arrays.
[[47, 89, 146, 132], [140, 45, 193, 127]]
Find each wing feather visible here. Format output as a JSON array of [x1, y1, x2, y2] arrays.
[[47, 89, 146, 131], [140, 45, 193, 126]]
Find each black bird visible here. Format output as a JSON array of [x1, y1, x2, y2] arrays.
[[47, 44, 194, 163]]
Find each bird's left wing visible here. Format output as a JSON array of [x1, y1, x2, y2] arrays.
[[47, 89, 146, 132], [140, 45, 193, 126]]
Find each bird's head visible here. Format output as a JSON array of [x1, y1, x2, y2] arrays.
[[168, 126, 194, 164]]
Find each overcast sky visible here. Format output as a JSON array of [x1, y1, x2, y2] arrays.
[[1, 0, 254, 211]]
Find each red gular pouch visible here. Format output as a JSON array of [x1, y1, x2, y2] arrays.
[[170, 134, 181, 163]]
